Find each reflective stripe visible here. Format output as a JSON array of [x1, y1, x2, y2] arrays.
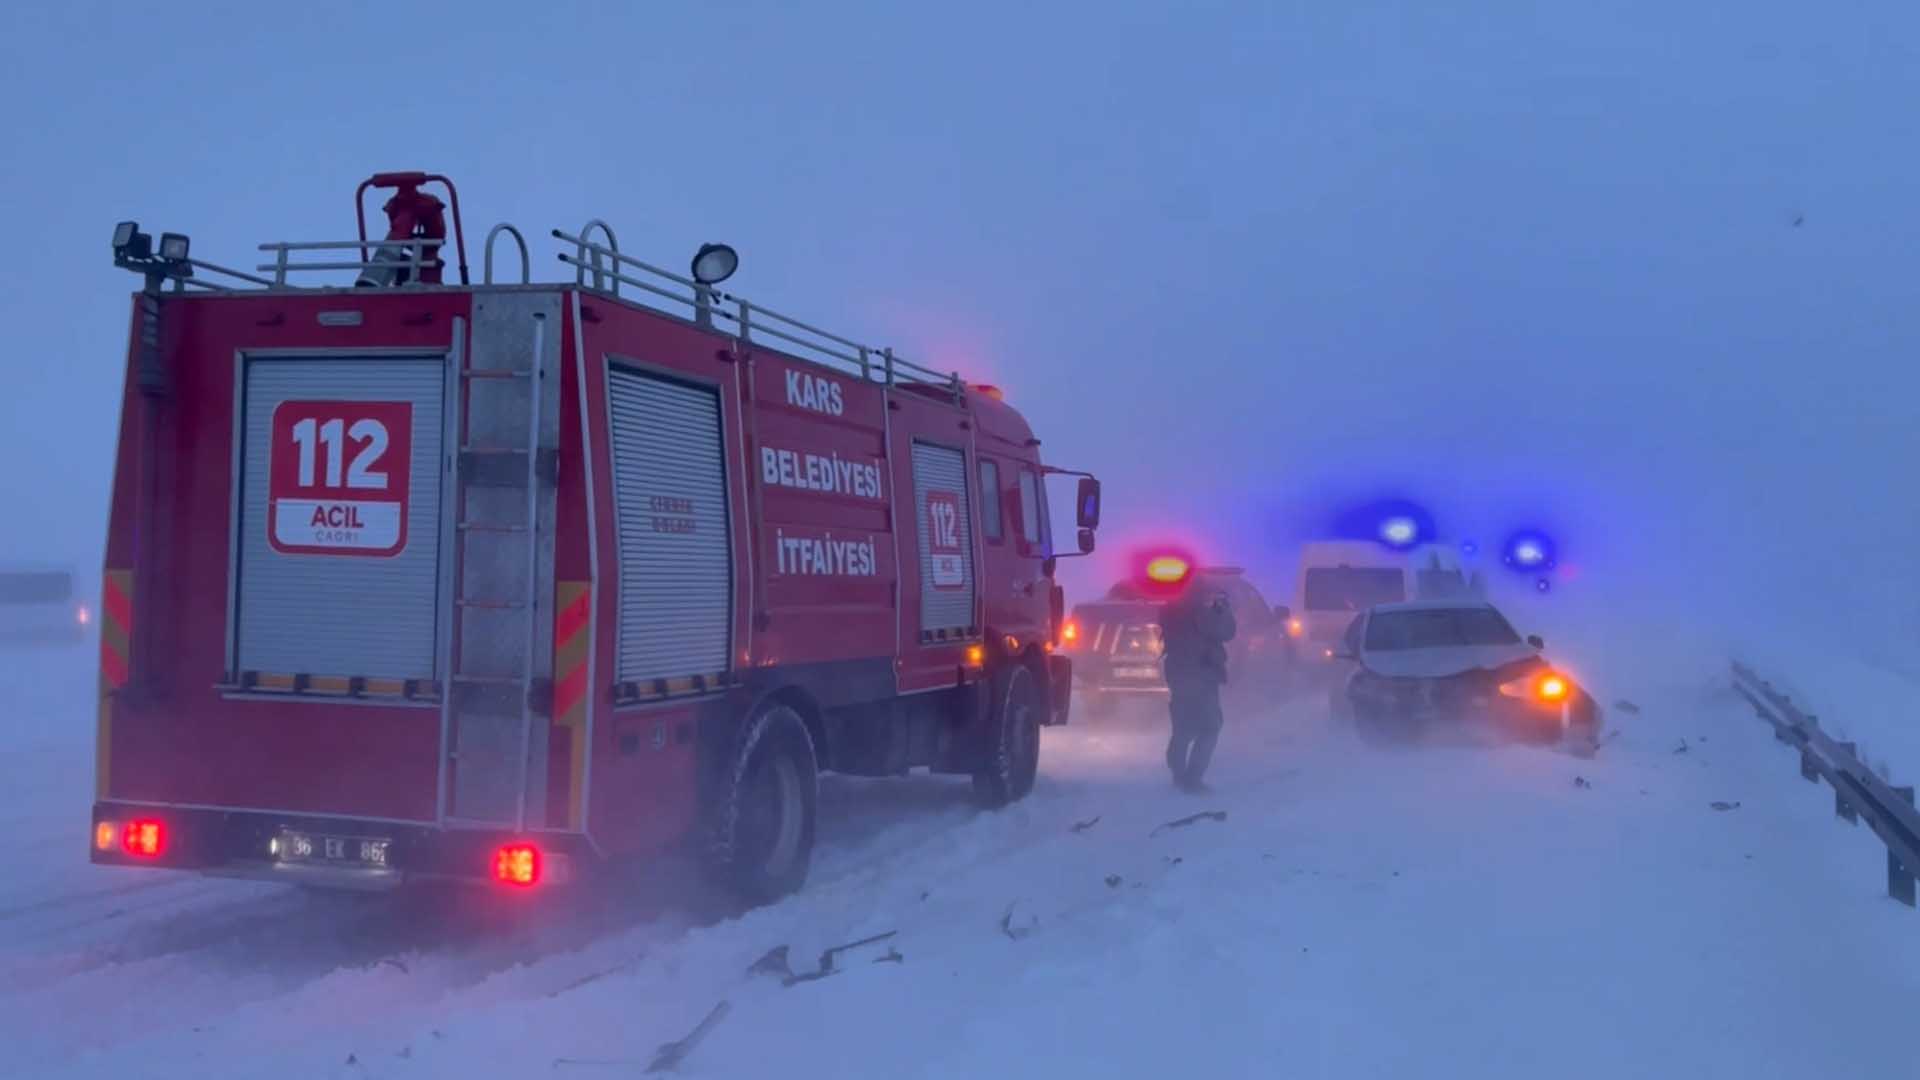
[[552, 580, 591, 830], [96, 569, 132, 800]]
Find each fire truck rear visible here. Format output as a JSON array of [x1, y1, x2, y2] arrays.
[[90, 172, 1101, 900]]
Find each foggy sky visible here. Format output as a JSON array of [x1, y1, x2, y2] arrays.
[[2, 1, 1913, 655]]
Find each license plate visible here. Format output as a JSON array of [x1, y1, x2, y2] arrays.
[[1113, 665, 1160, 679], [273, 829, 391, 868]]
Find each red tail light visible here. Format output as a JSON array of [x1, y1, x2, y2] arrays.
[[1061, 619, 1080, 648], [493, 843, 540, 887], [122, 819, 165, 858]]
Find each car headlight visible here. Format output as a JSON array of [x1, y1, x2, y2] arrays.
[[1499, 670, 1571, 703]]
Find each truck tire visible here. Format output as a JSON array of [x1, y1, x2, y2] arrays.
[[974, 663, 1042, 808], [706, 703, 818, 904]]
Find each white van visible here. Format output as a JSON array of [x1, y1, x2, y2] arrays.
[[0, 567, 89, 645], [1289, 542, 1480, 672]]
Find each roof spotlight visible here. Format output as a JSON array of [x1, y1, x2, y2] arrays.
[[113, 221, 151, 261], [690, 243, 738, 286]]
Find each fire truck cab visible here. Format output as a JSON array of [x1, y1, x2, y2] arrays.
[[90, 172, 1099, 901]]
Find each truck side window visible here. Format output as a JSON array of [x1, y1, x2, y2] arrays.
[[978, 459, 1004, 542], [1017, 469, 1041, 548]]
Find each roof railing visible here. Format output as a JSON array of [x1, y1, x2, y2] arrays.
[[148, 219, 971, 395], [551, 226, 963, 393], [258, 237, 446, 287], [483, 224, 530, 285]]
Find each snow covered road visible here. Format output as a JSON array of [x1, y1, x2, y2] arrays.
[[3, 649, 1916, 1079]]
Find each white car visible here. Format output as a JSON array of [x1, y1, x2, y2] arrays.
[[1331, 599, 1600, 755], [0, 568, 90, 645]]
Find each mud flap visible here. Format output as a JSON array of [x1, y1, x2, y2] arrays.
[[1045, 655, 1073, 725]]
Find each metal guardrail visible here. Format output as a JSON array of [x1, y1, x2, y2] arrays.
[[1731, 660, 1920, 908]]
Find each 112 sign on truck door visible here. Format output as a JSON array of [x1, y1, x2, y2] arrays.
[[268, 400, 413, 557]]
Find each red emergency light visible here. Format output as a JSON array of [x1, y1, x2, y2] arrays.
[[1128, 546, 1198, 599], [493, 843, 541, 887]]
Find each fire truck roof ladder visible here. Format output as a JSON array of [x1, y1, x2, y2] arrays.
[[442, 300, 558, 831]]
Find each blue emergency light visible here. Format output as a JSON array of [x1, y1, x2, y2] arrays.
[[1502, 530, 1558, 571], [1333, 498, 1436, 552]]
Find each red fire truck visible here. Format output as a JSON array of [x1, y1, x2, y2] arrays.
[[90, 172, 1101, 901]]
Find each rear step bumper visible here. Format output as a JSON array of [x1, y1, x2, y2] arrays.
[[89, 802, 585, 889]]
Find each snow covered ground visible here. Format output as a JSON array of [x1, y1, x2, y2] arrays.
[[3, 644, 1917, 1080]]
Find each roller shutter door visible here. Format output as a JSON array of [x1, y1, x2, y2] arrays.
[[912, 441, 976, 637], [608, 367, 732, 682], [234, 357, 445, 678]]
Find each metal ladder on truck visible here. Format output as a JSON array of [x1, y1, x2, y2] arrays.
[[439, 293, 563, 830]]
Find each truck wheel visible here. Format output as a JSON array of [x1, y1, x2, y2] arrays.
[[707, 703, 818, 904], [974, 664, 1042, 807]]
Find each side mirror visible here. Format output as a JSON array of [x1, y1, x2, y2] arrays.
[[1075, 476, 1102, 529], [1076, 528, 1096, 555], [1527, 634, 1544, 649]]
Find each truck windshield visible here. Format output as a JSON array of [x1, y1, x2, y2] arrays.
[[0, 572, 73, 605], [1303, 567, 1404, 611], [1364, 607, 1522, 651]]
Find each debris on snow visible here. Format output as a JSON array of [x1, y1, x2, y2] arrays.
[[1673, 739, 1690, 755], [874, 945, 905, 965], [1151, 810, 1227, 836], [646, 1000, 732, 1074], [1574, 776, 1593, 789], [1710, 801, 1742, 812], [551, 956, 644, 997], [747, 945, 794, 980], [1105, 874, 1123, 888], [1613, 699, 1642, 715], [1001, 901, 1038, 941], [755, 932, 900, 986], [1166, 856, 1184, 867], [1071, 816, 1102, 833]]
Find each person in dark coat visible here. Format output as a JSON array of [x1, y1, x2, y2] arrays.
[[1159, 582, 1237, 791]]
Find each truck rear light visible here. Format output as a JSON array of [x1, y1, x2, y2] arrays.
[[965, 644, 985, 668], [1287, 618, 1303, 638], [493, 843, 540, 887], [1061, 620, 1080, 647], [123, 819, 165, 858], [94, 821, 116, 852]]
